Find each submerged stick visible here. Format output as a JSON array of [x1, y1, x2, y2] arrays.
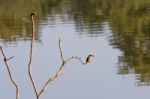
[[0, 47, 19, 99], [28, 12, 38, 98]]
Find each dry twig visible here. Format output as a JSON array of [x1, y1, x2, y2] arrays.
[[0, 47, 19, 99], [0, 12, 90, 99], [28, 12, 39, 98], [38, 39, 86, 98], [28, 12, 87, 99]]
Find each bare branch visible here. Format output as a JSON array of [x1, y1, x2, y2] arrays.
[[0, 47, 19, 99], [65, 57, 86, 65], [38, 39, 66, 97], [38, 40, 86, 98], [6, 56, 14, 61], [38, 63, 64, 97], [28, 12, 38, 98], [27, 12, 88, 99], [59, 38, 65, 62]]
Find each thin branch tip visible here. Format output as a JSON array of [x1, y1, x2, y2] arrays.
[[6, 56, 14, 61], [30, 12, 37, 16]]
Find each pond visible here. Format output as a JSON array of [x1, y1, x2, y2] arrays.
[[0, 0, 150, 99]]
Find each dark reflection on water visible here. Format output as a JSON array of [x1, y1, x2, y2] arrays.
[[107, 0, 150, 86], [0, 0, 150, 86]]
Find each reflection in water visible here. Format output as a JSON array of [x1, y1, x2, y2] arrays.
[[0, 0, 150, 86], [107, 0, 150, 86]]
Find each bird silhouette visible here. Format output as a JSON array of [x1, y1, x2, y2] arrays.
[[86, 55, 94, 64]]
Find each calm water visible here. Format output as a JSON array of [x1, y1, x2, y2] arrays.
[[0, 0, 150, 99]]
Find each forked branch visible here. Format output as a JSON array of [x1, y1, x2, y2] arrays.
[[0, 12, 92, 99], [0, 47, 19, 99], [29, 12, 91, 99], [38, 39, 86, 98]]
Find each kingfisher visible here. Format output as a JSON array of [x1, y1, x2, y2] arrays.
[[86, 55, 95, 64]]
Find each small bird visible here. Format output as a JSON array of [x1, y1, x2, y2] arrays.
[[86, 55, 95, 64]]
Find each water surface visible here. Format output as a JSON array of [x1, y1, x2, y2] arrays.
[[0, 0, 150, 99]]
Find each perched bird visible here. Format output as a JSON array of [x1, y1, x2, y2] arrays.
[[86, 55, 95, 64]]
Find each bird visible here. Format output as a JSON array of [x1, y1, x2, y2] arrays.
[[86, 55, 95, 64]]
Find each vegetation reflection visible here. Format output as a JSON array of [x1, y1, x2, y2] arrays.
[[0, 0, 150, 85], [71, 0, 150, 86]]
